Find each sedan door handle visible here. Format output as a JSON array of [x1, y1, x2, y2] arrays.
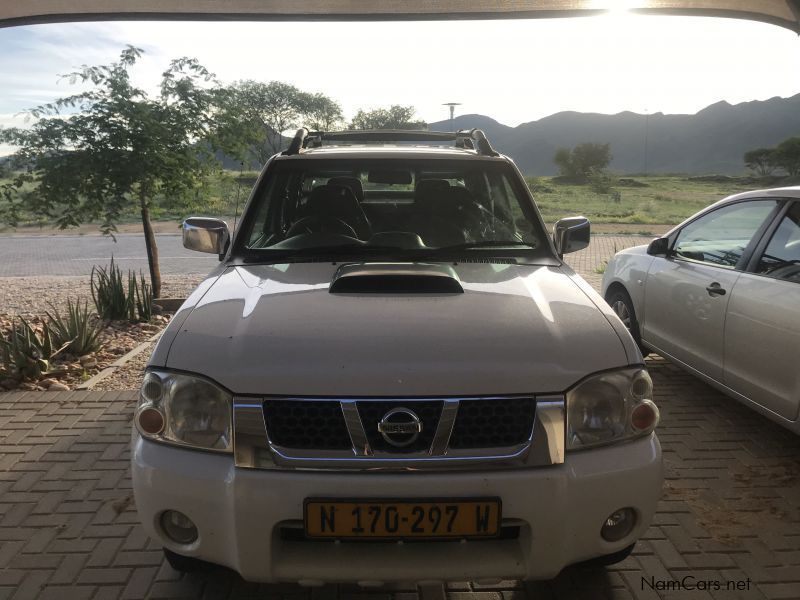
[[706, 283, 726, 296]]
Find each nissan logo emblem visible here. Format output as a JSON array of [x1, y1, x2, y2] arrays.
[[377, 407, 422, 447]]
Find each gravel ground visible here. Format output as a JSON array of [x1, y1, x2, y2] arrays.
[[0, 274, 205, 391], [0, 274, 205, 316], [92, 339, 157, 391]]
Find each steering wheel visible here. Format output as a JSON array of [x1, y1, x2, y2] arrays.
[[286, 215, 358, 238]]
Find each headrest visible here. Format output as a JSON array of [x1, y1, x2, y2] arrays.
[[307, 184, 361, 217], [443, 185, 475, 208], [328, 176, 364, 203], [415, 179, 451, 212]]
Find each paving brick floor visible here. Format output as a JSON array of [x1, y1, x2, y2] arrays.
[[1, 235, 799, 599]]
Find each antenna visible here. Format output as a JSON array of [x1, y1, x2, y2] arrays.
[[233, 161, 244, 233], [442, 102, 462, 131]]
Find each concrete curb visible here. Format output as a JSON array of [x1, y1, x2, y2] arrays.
[[76, 330, 162, 390]]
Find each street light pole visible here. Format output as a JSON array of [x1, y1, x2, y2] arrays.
[[643, 108, 649, 176], [443, 102, 462, 131]]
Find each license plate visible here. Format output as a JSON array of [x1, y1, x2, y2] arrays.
[[304, 498, 501, 539]]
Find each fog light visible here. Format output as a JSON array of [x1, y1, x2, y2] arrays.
[[160, 510, 198, 544], [138, 407, 165, 435], [601, 508, 636, 542]]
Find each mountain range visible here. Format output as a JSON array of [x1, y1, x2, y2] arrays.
[[429, 94, 800, 175]]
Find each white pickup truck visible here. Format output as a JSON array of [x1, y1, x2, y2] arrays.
[[131, 128, 662, 584]]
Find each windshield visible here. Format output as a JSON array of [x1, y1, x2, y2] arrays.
[[236, 158, 545, 258]]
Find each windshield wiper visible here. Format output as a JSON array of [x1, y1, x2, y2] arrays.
[[240, 244, 405, 263], [413, 240, 535, 260]]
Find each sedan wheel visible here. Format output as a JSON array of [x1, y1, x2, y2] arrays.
[[607, 289, 649, 358], [611, 299, 632, 329]]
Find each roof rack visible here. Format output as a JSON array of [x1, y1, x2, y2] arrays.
[[282, 128, 500, 157]]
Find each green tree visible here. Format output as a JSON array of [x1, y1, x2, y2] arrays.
[[744, 148, 778, 176], [214, 81, 342, 165], [304, 93, 345, 131], [775, 137, 800, 177], [0, 46, 218, 298], [553, 143, 612, 181], [349, 105, 426, 130]]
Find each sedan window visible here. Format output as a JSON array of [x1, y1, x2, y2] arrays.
[[673, 200, 778, 268], [755, 202, 800, 283]]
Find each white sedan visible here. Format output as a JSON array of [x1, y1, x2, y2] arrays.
[[602, 186, 800, 433]]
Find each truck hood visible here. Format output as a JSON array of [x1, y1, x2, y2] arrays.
[[158, 262, 631, 396]]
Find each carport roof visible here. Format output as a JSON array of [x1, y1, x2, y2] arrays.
[[2, 1, 800, 33]]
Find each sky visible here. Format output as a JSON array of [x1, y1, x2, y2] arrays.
[[1, 14, 800, 154]]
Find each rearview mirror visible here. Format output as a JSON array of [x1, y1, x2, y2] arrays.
[[183, 217, 230, 259], [646, 237, 669, 257], [553, 216, 590, 257], [368, 169, 412, 185]]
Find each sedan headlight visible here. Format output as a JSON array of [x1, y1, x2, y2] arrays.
[[135, 369, 232, 452], [566, 367, 659, 450]]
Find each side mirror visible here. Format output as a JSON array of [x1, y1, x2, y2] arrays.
[[553, 216, 590, 257], [183, 217, 230, 259], [646, 237, 670, 257]]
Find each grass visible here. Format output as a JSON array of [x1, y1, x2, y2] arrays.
[[531, 175, 758, 226], [0, 170, 776, 233]]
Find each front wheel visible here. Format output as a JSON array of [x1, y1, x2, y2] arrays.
[[607, 289, 649, 358]]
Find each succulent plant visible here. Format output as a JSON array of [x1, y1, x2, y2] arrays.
[[46, 299, 103, 356], [0, 317, 69, 381]]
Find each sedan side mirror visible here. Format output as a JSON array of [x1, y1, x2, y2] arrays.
[[553, 216, 591, 257], [646, 237, 670, 257], [183, 217, 230, 259]]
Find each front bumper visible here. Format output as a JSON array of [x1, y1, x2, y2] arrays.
[[132, 433, 662, 583]]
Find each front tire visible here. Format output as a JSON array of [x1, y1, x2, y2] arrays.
[[607, 288, 649, 358]]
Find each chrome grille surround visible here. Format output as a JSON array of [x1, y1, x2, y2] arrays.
[[233, 395, 565, 471]]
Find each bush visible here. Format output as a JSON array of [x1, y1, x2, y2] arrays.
[[46, 299, 103, 356], [0, 317, 67, 380], [91, 258, 152, 322], [588, 171, 617, 194]]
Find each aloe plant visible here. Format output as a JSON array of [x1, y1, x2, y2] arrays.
[[91, 257, 128, 320], [91, 258, 153, 323], [130, 271, 152, 322], [0, 317, 69, 380], [46, 299, 103, 356]]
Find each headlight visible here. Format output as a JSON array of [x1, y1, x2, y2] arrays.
[[566, 367, 659, 451], [135, 369, 232, 452]]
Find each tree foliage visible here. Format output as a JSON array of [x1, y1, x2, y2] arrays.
[[553, 143, 612, 181], [349, 105, 426, 130], [213, 81, 343, 165], [0, 46, 218, 297], [775, 137, 800, 177], [743, 148, 778, 176]]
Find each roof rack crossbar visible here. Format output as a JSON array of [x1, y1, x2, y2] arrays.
[[293, 128, 499, 156]]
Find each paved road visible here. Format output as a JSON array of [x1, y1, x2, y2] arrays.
[[0, 234, 649, 280], [1, 234, 799, 598], [0, 234, 219, 277], [2, 359, 799, 599]]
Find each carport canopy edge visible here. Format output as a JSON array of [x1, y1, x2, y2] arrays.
[[1, 0, 800, 33]]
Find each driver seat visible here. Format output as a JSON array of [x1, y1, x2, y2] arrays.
[[306, 184, 372, 240]]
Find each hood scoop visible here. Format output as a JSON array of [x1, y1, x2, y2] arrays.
[[329, 263, 464, 294]]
